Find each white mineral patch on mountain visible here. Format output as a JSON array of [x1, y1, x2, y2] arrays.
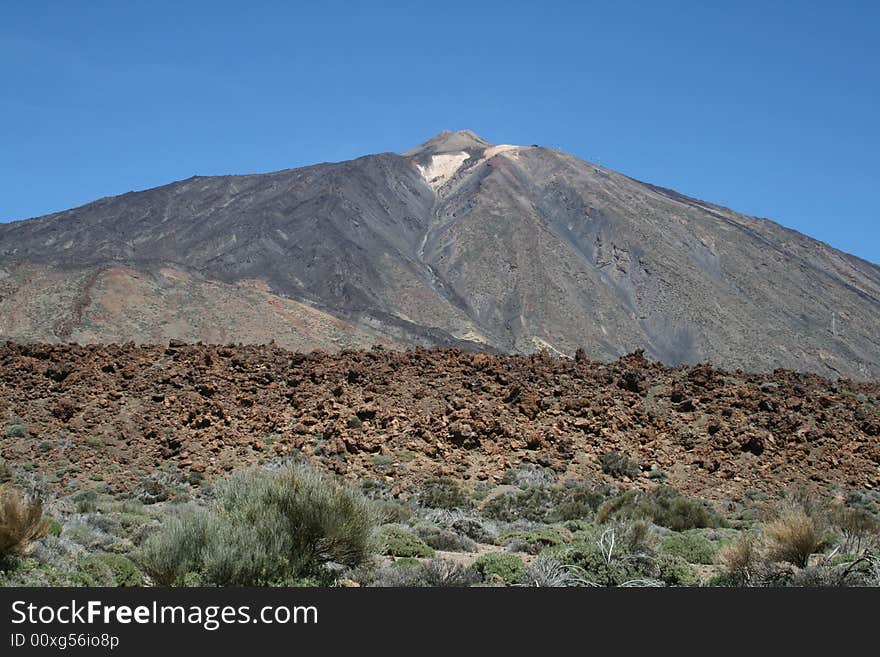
[[417, 151, 470, 190]]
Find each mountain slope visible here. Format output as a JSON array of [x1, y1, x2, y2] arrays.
[[1, 130, 878, 378]]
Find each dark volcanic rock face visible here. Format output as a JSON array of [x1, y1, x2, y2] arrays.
[[1, 130, 878, 378], [1, 343, 878, 501]]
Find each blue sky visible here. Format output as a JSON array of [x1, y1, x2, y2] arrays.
[[2, 0, 878, 263]]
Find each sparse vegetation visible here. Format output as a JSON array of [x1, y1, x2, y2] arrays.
[[1, 453, 877, 588]]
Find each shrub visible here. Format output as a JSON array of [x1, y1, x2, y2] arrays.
[[372, 499, 414, 524], [346, 416, 363, 429], [139, 511, 211, 585], [390, 556, 422, 570], [600, 451, 640, 479], [517, 556, 575, 587], [420, 558, 479, 587], [471, 553, 526, 584], [135, 471, 188, 505], [549, 481, 614, 521], [720, 533, 761, 584], [419, 478, 471, 510], [499, 528, 568, 555], [73, 489, 100, 513], [597, 486, 722, 531], [706, 571, 740, 587], [139, 464, 378, 586], [831, 505, 879, 554], [0, 484, 51, 563], [502, 464, 556, 488], [379, 526, 435, 558], [413, 523, 477, 552], [78, 553, 144, 587], [660, 531, 719, 564], [540, 539, 644, 586], [622, 519, 656, 553], [654, 553, 698, 586], [368, 564, 429, 587], [481, 486, 554, 522], [450, 516, 497, 544], [4, 424, 28, 439], [763, 509, 822, 568], [0, 459, 12, 483]]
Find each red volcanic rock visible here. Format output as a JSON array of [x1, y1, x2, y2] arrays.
[[0, 342, 878, 501]]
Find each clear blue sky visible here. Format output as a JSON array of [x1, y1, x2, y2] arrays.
[[2, 0, 878, 263]]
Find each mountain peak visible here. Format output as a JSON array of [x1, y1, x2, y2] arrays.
[[402, 129, 493, 157]]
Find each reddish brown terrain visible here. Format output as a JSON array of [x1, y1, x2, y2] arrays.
[[1, 341, 878, 502]]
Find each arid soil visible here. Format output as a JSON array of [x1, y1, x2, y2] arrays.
[[1, 342, 878, 502]]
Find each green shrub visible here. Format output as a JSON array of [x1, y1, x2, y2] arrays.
[[79, 553, 144, 587], [600, 451, 640, 479], [139, 511, 211, 585], [597, 486, 722, 531], [73, 489, 99, 513], [470, 553, 526, 584], [654, 553, 698, 586], [419, 478, 471, 510], [660, 531, 719, 564], [540, 540, 644, 586], [372, 499, 414, 524], [4, 424, 28, 439], [413, 523, 477, 552], [549, 481, 613, 521], [379, 526, 434, 558], [390, 556, 422, 570], [499, 528, 569, 555], [706, 571, 740, 587], [139, 464, 377, 586], [135, 471, 189, 505], [481, 486, 554, 522], [395, 450, 417, 463], [346, 416, 363, 429]]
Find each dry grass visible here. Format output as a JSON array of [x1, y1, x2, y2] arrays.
[[721, 533, 761, 583], [0, 483, 52, 559], [831, 504, 879, 555], [763, 509, 822, 568]]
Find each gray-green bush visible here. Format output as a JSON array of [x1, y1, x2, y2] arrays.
[[139, 464, 377, 586], [597, 486, 722, 531]]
